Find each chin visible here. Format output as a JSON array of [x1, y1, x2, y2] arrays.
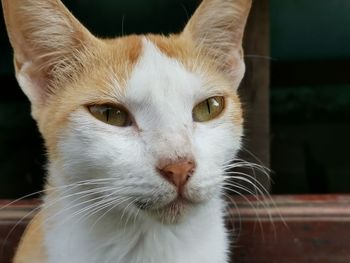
[[146, 198, 192, 224]]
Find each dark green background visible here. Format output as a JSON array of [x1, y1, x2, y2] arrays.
[[270, 0, 350, 193], [0, 0, 349, 197]]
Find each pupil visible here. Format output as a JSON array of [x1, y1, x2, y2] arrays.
[[206, 99, 211, 114], [106, 108, 110, 121]]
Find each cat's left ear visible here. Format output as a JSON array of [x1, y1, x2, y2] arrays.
[[1, 0, 98, 108], [183, 0, 252, 85]]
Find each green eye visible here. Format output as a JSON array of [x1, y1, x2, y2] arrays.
[[193, 96, 225, 122], [88, 104, 132, 127]]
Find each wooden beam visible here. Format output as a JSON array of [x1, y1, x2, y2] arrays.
[[237, 0, 270, 191]]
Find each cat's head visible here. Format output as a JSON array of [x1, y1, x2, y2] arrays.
[[2, 0, 251, 223]]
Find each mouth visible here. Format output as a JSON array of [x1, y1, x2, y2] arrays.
[[135, 197, 192, 224]]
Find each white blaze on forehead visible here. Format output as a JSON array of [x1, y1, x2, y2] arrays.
[[125, 39, 202, 129]]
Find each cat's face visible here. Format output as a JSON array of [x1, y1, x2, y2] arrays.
[[2, 0, 251, 223], [50, 36, 243, 223]]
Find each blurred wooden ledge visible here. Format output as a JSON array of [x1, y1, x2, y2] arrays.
[[1, 195, 350, 263]]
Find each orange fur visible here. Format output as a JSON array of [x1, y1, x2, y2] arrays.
[[13, 212, 46, 263]]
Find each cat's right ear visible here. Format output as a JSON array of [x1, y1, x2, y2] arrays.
[[1, 0, 97, 107], [183, 0, 252, 85]]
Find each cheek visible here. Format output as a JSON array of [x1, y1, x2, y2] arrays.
[[56, 112, 149, 183], [194, 122, 241, 165], [188, 122, 241, 192]]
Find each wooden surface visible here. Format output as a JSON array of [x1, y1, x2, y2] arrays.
[[237, 0, 271, 192], [1, 196, 350, 263]]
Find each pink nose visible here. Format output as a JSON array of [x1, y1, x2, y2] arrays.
[[158, 160, 196, 190]]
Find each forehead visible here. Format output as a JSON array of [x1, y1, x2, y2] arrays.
[[125, 38, 202, 107], [59, 34, 232, 107]]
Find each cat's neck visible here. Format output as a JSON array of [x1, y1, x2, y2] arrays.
[[44, 191, 228, 263]]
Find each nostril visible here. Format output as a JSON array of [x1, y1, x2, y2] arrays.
[[163, 171, 174, 179]]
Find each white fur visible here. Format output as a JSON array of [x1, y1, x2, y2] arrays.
[[44, 40, 242, 263]]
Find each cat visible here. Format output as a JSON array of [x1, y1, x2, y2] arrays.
[[2, 0, 252, 262]]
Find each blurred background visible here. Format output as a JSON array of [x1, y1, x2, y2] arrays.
[[0, 0, 349, 198]]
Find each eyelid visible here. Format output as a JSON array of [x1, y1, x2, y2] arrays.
[[195, 91, 227, 104], [86, 101, 127, 110]]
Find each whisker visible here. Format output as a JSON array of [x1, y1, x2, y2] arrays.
[[223, 193, 242, 242], [223, 173, 280, 239], [221, 155, 286, 241], [221, 186, 265, 241], [0, 178, 116, 211], [121, 198, 138, 229], [88, 196, 135, 231], [0, 180, 118, 255]]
